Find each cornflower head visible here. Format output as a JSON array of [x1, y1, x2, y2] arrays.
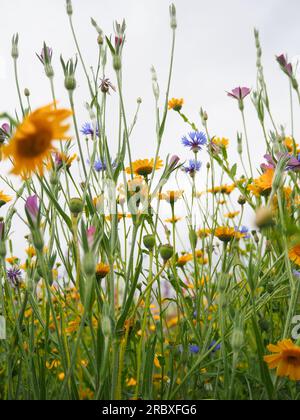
[[7, 266, 22, 288], [235, 226, 250, 239], [182, 131, 207, 153], [183, 159, 201, 178], [81, 122, 99, 137]]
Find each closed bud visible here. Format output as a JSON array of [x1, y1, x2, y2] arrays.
[[255, 207, 274, 229], [66, 0, 73, 15], [97, 34, 104, 45], [33, 230, 44, 252], [189, 229, 198, 249], [169, 3, 177, 29], [238, 195, 246, 205], [102, 315, 111, 337], [143, 234, 156, 250], [65, 75, 76, 91], [113, 55, 122, 71], [159, 244, 174, 262], [24, 88, 30, 97], [83, 252, 96, 277], [11, 34, 19, 59], [69, 198, 84, 216], [231, 329, 244, 353]]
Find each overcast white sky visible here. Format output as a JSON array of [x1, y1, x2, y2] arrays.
[[1, 0, 300, 254]]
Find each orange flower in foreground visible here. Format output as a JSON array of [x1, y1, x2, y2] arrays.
[[264, 339, 300, 381], [2, 103, 72, 176]]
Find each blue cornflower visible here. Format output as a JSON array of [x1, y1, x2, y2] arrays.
[[183, 159, 202, 178], [235, 226, 250, 239], [208, 340, 221, 353], [189, 345, 200, 354], [182, 131, 207, 153], [91, 158, 117, 173], [81, 122, 99, 137], [293, 270, 300, 279]]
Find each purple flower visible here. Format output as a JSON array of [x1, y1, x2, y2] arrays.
[[183, 159, 202, 177], [261, 154, 276, 172], [276, 54, 293, 77], [227, 87, 251, 100], [209, 340, 221, 353], [0, 123, 10, 143], [7, 267, 22, 288], [286, 154, 300, 172], [293, 270, 300, 279], [169, 155, 180, 169], [235, 226, 250, 239], [25, 195, 39, 224], [189, 345, 199, 354], [182, 131, 207, 153], [1, 123, 9, 134], [81, 122, 99, 137]]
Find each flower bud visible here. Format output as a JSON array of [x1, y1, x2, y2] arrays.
[[169, 3, 177, 29], [102, 315, 111, 337], [24, 88, 30, 97], [11, 34, 19, 59], [69, 198, 84, 216], [143, 234, 156, 250], [66, 0, 73, 15], [255, 207, 274, 229], [113, 55, 122, 71], [83, 252, 96, 277], [238, 195, 246, 205], [65, 75, 76, 91], [159, 244, 174, 262], [231, 329, 244, 353]]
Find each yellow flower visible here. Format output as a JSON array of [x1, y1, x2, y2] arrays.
[[177, 253, 193, 267], [96, 262, 110, 279], [6, 256, 19, 265], [212, 137, 229, 148], [47, 152, 77, 170], [224, 211, 240, 219], [168, 98, 184, 111], [126, 378, 137, 387], [289, 245, 300, 266], [165, 216, 182, 224], [46, 360, 61, 370], [197, 228, 211, 238], [79, 388, 94, 400], [215, 226, 237, 242], [2, 103, 72, 177], [58, 372, 65, 381], [126, 158, 163, 177], [248, 169, 274, 197], [208, 184, 235, 195], [26, 246, 36, 258], [264, 339, 300, 381], [284, 137, 300, 154], [0, 191, 12, 206], [159, 190, 183, 204]]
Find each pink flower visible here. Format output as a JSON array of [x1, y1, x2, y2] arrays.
[[87, 226, 96, 248], [1, 123, 10, 133], [227, 87, 251, 100], [276, 54, 293, 77], [25, 195, 39, 224]]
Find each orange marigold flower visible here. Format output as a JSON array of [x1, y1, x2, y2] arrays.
[[0, 191, 12, 206], [288, 244, 300, 266], [168, 98, 184, 111], [126, 158, 163, 177], [264, 339, 300, 381], [2, 103, 72, 177], [248, 169, 274, 197], [224, 211, 240, 219], [215, 226, 237, 242], [177, 253, 193, 267], [96, 262, 110, 279]]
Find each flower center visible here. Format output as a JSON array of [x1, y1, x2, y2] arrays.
[[17, 130, 52, 158]]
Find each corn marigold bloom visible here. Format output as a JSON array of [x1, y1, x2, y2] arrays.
[[165, 216, 182, 224], [248, 169, 274, 197], [177, 253, 193, 267], [181, 131, 207, 153], [126, 158, 163, 177], [288, 244, 300, 266], [159, 190, 183, 204], [197, 228, 211, 238], [215, 226, 237, 242], [212, 137, 229, 148], [96, 262, 110, 280], [284, 137, 300, 154], [208, 184, 236, 195], [168, 97, 184, 111], [2, 104, 72, 176], [264, 339, 300, 381], [0, 191, 12, 207], [225, 211, 240, 219]]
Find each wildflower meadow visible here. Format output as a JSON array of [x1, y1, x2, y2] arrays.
[[1, 0, 300, 403]]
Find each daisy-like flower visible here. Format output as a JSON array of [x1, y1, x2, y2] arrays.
[[80, 122, 99, 137], [289, 244, 300, 266], [126, 158, 163, 177], [208, 184, 236, 195], [0, 191, 12, 207], [248, 168, 274, 197], [264, 339, 300, 381], [284, 137, 300, 154], [183, 159, 201, 178], [182, 132, 207, 153], [2, 103, 72, 177], [159, 190, 183, 204], [165, 216, 182, 224], [176, 253, 193, 267], [197, 228, 211, 238], [96, 262, 110, 280], [168, 98, 184, 111], [224, 211, 240, 219], [215, 226, 237, 243]]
